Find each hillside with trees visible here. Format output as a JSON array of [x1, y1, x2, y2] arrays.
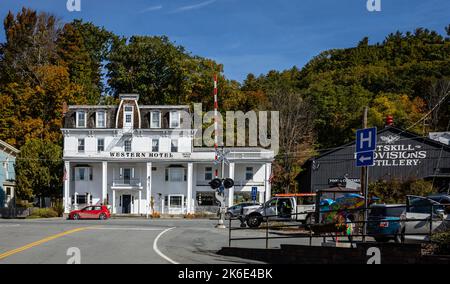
[[0, 7, 448, 198]]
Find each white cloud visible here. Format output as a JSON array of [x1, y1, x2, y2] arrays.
[[171, 0, 217, 13], [140, 5, 163, 13]]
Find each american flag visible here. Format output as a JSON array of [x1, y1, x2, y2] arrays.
[[63, 167, 67, 181]]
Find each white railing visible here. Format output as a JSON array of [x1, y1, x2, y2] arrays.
[[112, 178, 142, 187]]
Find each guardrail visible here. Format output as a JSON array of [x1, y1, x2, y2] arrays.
[[227, 203, 450, 249]]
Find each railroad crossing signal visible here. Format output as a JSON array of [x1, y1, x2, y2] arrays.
[[214, 148, 230, 165]]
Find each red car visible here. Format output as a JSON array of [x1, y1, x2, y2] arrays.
[[69, 205, 111, 220]]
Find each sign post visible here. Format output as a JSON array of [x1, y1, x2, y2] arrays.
[[356, 127, 377, 243]]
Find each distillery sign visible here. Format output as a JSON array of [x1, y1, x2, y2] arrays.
[[373, 135, 427, 167]]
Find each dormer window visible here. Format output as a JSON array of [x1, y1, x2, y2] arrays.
[[123, 105, 134, 130], [76, 111, 86, 128], [96, 111, 106, 128], [151, 111, 161, 128], [170, 111, 180, 128]]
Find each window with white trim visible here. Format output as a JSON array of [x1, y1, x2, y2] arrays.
[[78, 139, 85, 152], [152, 139, 159, 152], [171, 139, 178, 153], [245, 167, 254, 181], [3, 161, 9, 180], [76, 168, 92, 181], [76, 111, 86, 128], [97, 138, 105, 152], [165, 168, 187, 182], [96, 111, 106, 128], [205, 167, 213, 181], [124, 140, 132, 152], [150, 111, 161, 128], [79, 168, 86, 181], [123, 105, 133, 129], [170, 111, 180, 128]]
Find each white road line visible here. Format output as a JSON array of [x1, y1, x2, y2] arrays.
[[0, 224, 20, 228], [91, 227, 165, 231], [153, 227, 178, 264]]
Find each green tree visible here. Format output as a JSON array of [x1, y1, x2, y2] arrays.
[[57, 20, 116, 104], [368, 93, 426, 132], [107, 36, 232, 108], [15, 139, 63, 201]]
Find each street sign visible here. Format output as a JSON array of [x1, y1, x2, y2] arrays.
[[356, 151, 375, 167], [356, 127, 377, 153], [356, 127, 377, 168], [251, 187, 258, 201]]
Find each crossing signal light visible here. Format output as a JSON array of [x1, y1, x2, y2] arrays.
[[209, 178, 235, 189], [223, 178, 234, 189], [209, 178, 222, 190]]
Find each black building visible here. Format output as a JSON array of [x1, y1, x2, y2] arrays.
[[297, 126, 450, 193]]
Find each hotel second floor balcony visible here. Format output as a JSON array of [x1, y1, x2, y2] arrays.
[[112, 178, 143, 189]]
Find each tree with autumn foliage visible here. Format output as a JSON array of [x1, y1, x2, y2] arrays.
[[15, 139, 63, 201]]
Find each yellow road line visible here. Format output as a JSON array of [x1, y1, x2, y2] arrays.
[[0, 227, 93, 260]]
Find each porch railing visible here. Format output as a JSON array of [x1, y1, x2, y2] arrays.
[[112, 178, 142, 187]]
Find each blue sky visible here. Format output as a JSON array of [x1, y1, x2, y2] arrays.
[[1, 0, 449, 82]]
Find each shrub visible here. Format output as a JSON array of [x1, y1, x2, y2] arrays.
[[29, 208, 58, 218], [431, 229, 450, 255], [151, 211, 161, 219], [369, 179, 434, 204], [52, 201, 65, 217], [184, 212, 213, 219]]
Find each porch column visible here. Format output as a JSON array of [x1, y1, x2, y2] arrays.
[[64, 161, 70, 213], [74, 192, 78, 209], [264, 163, 272, 202], [187, 162, 194, 214], [146, 162, 152, 217], [112, 189, 116, 214], [228, 162, 235, 207], [138, 190, 142, 215], [102, 161, 108, 205]]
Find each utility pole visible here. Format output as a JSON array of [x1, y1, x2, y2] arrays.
[[361, 106, 369, 243]]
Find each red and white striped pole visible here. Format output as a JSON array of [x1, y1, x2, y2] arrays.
[[214, 73, 219, 178]]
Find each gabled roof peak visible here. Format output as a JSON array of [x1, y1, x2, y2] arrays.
[[0, 139, 19, 155]]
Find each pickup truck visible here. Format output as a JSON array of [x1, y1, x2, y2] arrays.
[[401, 195, 450, 242], [242, 194, 316, 228]]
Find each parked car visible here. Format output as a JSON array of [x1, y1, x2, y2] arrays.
[[401, 195, 450, 242], [243, 194, 316, 228], [69, 205, 111, 220], [225, 202, 260, 218], [367, 204, 405, 243], [427, 194, 450, 207]]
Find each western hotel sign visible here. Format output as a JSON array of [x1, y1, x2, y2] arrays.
[[110, 152, 177, 159]]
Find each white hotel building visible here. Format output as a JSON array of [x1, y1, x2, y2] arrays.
[[62, 94, 274, 215]]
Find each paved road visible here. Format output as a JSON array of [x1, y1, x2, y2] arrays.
[[0, 218, 318, 264]]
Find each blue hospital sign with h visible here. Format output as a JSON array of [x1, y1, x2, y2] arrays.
[[356, 127, 377, 153]]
